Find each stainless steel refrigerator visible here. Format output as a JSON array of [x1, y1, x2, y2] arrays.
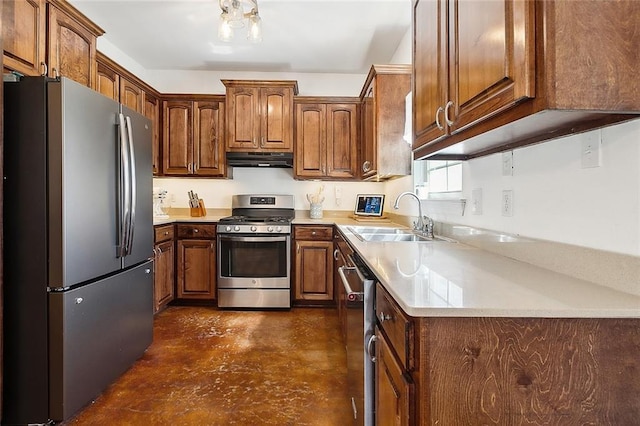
[[3, 76, 154, 424]]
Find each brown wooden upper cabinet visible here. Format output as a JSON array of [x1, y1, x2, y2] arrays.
[[163, 96, 228, 177], [294, 97, 359, 180], [3, 0, 103, 89], [223, 80, 298, 152], [144, 92, 161, 176], [413, 0, 640, 160], [2, 0, 47, 76], [46, 0, 103, 88], [120, 77, 143, 114], [359, 65, 412, 181], [96, 58, 120, 101]]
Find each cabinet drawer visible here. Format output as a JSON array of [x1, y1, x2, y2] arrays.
[[294, 225, 333, 241], [176, 223, 216, 239], [376, 283, 414, 371], [154, 224, 174, 243]]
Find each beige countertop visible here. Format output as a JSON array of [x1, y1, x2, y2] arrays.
[[153, 214, 640, 318], [337, 225, 640, 319]]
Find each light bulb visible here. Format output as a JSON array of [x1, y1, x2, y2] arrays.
[[218, 13, 233, 42], [247, 14, 262, 43]]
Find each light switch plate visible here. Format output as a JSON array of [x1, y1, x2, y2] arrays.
[[581, 131, 601, 168], [502, 151, 513, 176], [502, 190, 514, 217], [471, 188, 483, 215]]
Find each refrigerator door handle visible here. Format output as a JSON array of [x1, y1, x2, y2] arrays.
[[117, 113, 132, 258], [125, 116, 137, 255]]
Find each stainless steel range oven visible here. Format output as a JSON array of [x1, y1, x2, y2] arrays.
[[217, 194, 295, 308]]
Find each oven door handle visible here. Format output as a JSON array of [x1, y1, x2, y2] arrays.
[[218, 235, 288, 243], [338, 266, 364, 302]]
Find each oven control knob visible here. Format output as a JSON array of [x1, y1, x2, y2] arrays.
[[225, 226, 232, 232], [250, 226, 257, 232], [234, 225, 241, 232], [276, 226, 282, 232], [267, 226, 274, 232]]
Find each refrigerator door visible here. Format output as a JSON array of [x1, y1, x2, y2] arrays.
[[47, 78, 122, 288], [121, 105, 154, 268], [48, 260, 154, 422]]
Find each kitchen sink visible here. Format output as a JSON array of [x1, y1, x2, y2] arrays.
[[346, 226, 456, 243]]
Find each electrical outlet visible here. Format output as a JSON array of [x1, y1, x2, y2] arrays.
[[334, 186, 342, 206], [471, 188, 483, 215], [502, 190, 513, 217], [581, 131, 601, 168], [502, 151, 513, 176]]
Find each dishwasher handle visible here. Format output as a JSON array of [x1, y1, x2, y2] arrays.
[[367, 334, 378, 363], [337, 266, 364, 302]]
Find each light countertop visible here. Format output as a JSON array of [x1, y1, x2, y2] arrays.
[[153, 214, 640, 319], [337, 225, 640, 318]]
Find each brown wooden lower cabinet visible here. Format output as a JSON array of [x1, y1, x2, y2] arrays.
[[293, 225, 334, 305], [375, 283, 640, 425], [175, 223, 217, 300], [153, 224, 175, 313], [153, 240, 174, 312], [375, 327, 413, 426]]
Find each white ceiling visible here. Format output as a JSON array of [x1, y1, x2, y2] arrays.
[[69, 0, 412, 74]]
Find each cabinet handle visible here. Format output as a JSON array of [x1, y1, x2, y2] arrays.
[[435, 106, 444, 130], [378, 311, 392, 323], [444, 100, 454, 126], [362, 161, 371, 173], [261, 136, 265, 147], [40, 62, 48, 76], [367, 334, 378, 363], [194, 163, 199, 172], [187, 163, 193, 173], [333, 249, 339, 261], [297, 243, 300, 254], [52, 67, 59, 79]]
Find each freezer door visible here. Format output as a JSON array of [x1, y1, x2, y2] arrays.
[[48, 260, 154, 422], [121, 105, 154, 268], [48, 78, 122, 287]]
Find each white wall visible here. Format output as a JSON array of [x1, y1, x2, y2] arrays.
[[155, 168, 385, 212]]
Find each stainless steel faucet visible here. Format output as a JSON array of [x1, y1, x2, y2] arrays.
[[393, 191, 434, 238]]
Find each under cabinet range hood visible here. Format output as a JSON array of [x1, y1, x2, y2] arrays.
[[226, 152, 294, 168]]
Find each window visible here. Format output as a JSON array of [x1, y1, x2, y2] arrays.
[[413, 160, 462, 199]]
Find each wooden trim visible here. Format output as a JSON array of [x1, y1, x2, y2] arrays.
[[96, 51, 160, 98], [294, 96, 360, 104], [47, 0, 104, 36], [162, 93, 225, 102], [221, 79, 299, 95], [359, 64, 411, 98]]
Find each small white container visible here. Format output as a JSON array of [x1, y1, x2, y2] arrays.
[[310, 203, 323, 219]]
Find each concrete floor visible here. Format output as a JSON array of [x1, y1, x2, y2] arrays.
[[63, 306, 352, 425]]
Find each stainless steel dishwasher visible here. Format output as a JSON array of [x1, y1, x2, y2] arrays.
[[338, 249, 376, 426]]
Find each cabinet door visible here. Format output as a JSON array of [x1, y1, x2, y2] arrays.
[[326, 103, 358, 179], [176, 239, 216, 300], [143, 93, 161, 175], [448, 0, 535, 134], [361, 84, 376, 178], [226, 86, 260, 150], [96, 60, 119, 101], [260, 86, 294, 151], [193, 101, 225, 176], [47, 4, 97, 88], [295, 103, 326, 178], [413, 0, 448, 149], [163, 100, 193, 175], [2, 0, 46, 76], [120, 77, 143, 114], [376, 329, 413, 426], [294, 240, 334, 302], [154, 240, 174, 312]]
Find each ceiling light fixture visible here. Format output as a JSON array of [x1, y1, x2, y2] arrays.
[[218, 0, 262, 43]]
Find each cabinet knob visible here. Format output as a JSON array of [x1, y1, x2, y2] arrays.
[[312, 231, 317, 235], [378, 311, 392, 323], [362, 161, 371, 173], [164, 231, 169, 235], [194, 229, 199, 233]]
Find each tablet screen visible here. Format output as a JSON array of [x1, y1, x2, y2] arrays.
[[354, 194, 385, 216]]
